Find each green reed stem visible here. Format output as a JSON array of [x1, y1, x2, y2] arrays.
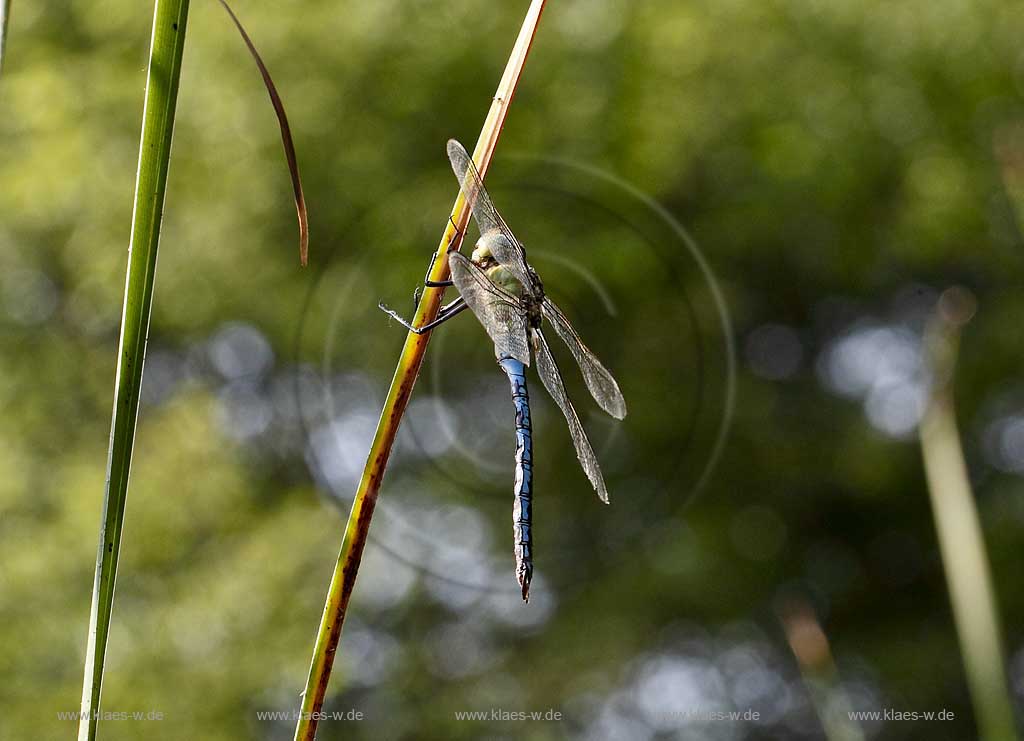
[[0, 0, 11, 75], [920, 288, 1018, 741], [78, 2, 190, 738], [293, 2, 548, 739]]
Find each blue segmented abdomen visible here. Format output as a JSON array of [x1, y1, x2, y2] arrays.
[[498, 355, 533, 601]]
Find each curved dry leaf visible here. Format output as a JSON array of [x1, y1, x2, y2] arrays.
[[217, 0, 309, 266]]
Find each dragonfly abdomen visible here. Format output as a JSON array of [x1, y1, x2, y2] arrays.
[[498, 355, 533, 602]]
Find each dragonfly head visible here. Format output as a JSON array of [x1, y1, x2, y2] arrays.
[[470, 241, 495, 267], [472, 231, 515, 267]]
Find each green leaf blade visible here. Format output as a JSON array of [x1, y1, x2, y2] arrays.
[[78, 2, 191, 739]]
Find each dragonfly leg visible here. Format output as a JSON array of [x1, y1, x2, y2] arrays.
[[392, 233, 464, 327], [378, 297, 468, 335], [436, 297, 468, 321], [446, 214, 463, 248], [409, 254, 454, 312], [421, 250, 455, 289]]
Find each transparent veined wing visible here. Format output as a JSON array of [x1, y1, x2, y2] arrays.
[[542, 298, 627, 420], [533, 327, 611, 503], [449, 252, 531, 364], [447, 139, 534, 291]]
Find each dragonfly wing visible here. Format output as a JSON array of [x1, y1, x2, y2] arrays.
[[447, 139, 534, 289], [542, 298, 627, 420], [449, 252, 531, 364], [534, 327, 611, 503]]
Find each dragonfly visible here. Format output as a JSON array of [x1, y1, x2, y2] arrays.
[[379, 139, 627, 600]]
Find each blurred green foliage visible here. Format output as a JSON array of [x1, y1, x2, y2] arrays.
[[2, 1, 1024, 739]]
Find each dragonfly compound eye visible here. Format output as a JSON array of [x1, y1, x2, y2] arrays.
[[471, 242, 494, 264]]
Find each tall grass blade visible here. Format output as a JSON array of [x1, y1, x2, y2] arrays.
[[779, 598, 865, 741], [293, 2, 548, 738], [0, 0, 10, 75], [217, 0, 309, 266], [78, 1, 190, 738], [919, 288, 1018, 741]]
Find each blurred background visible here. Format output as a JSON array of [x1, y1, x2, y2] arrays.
[[2, 0, 1024, 739]]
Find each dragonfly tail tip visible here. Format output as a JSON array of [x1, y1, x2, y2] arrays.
[[518, 568, 532, 602]]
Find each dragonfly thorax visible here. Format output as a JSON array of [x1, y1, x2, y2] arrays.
[[485, 264, 525, 298], [472, 235, 527, 297], [472, 232, 544, 304]]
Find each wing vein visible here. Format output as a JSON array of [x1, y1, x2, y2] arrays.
[[542, 298, 627, 419], [449, 252, 530, 364], [534, 328, 610, 503]]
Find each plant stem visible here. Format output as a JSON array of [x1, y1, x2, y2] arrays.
[[919, 288, 1018, 741], [779, 598, 865, 741], [0, 0, 10, 75], [78, 1, 190, 739], [293, 2, 547, 738]]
